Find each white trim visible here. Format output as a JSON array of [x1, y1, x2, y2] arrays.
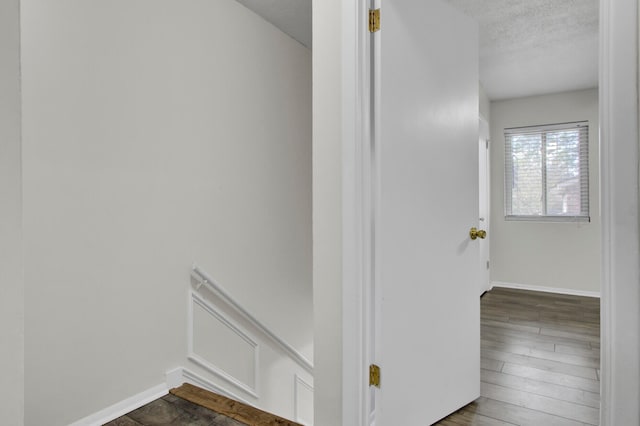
[[504, 120, 589, 133], [191, 265, 313, 374], [294, 374, 314, 424], [187, 354, 259, 399], [169, 366, 253, 405], [341, 0, 372, 425], [188, 290, 260, 398], [479, 115, 492, 295], [166, 367, 185, 389], [599, 1, 613, 422], [490, 281, 600, 298], [599, 0, 640, 424], [68, 383, 168, 426]]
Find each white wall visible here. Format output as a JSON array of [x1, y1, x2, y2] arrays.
[[479, 83, 490, 122], [0, 0, 24, 424], [312, 0, 344, 425], [490, 89, 600, 294], [21, 1, 312, 425]]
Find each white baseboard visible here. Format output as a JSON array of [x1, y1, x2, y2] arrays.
[[69, 367, 253, 426], [68, 383, 169, 426], [490, 281, 600, 298], [168, 366, 252, 405]]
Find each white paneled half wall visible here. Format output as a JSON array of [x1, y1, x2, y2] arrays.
[[188, 268, 314, 425], [189, 292, 260, 398]]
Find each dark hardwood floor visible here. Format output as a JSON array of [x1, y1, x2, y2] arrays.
[[437, 287, 600, 426], [104, 383, 302, 426], [104, 394, 247, 426], [104, 392, 247, 426]]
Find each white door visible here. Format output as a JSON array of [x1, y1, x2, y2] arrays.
[[479, 117, 491, 295], [374, 0, 480, 424]]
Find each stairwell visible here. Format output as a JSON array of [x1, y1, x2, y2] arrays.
[[105, 383, 302, 426]]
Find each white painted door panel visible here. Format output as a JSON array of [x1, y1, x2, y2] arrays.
[[376, 1, 480, 424]]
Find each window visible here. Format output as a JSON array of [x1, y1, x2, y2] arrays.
[[504, 121, 589, 222]]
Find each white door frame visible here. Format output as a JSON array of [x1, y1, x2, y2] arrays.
[[478, 115, 491, 295], [597, 0, 640, 424], [340, 0, 374, 425], [338, 0, 640, 425]]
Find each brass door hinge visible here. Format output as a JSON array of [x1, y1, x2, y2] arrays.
[[369, 364, 381, 387], [369, 9, 380, 33]]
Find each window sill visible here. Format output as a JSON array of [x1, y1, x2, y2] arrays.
[[505, 215, 591, 223]]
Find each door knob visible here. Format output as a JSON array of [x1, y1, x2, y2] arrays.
[[469, 227, 487, 240]]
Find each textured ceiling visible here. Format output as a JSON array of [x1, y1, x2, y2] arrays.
[[444, 0, 599, 100], [237, 0, 598, 100]]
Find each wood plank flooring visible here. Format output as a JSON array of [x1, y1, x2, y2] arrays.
[[104, 383, 302, 426], [170, 383, 302, 426], [436, 287, 600, 426], [104, 392, 247, 426]]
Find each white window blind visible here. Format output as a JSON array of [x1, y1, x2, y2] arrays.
[[504, 121, 589, 222]]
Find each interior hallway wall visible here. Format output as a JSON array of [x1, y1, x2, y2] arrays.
[[490, 89, 600, 294], [312, 0, 344, 424], [21, 1, 312, 424], [479, 83, 490, 121], [0, 0, 24, 424]]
